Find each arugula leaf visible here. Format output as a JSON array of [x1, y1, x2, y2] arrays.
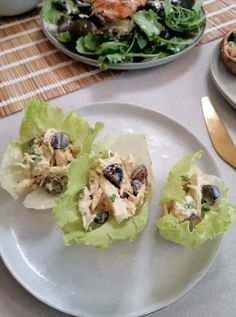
[[132, 10, 163, 41], [156, 36, 193, 53], [76, 34, 128, 57], [127, 51, 168, 59], [98, 53, 125, 70], [136, 33, 148, 49], [165, 5, 206, 32], [96, 41, 129, 55], [163, 0, 172, 16]]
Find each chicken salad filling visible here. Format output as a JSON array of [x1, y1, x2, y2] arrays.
[[162, 169, 221, 231], [15, 129, 79, 197], [78, 150, 150, 231], [226, 31, 236, 60]]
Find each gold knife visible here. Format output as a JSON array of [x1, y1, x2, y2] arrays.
[[201, 96, 236, 169]]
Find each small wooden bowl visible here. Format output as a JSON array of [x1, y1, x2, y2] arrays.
[[220, 29, 236, 75]]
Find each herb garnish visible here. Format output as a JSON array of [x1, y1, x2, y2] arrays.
[[110, 193, 117, 202]]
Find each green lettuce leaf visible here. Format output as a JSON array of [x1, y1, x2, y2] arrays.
[[132, 10, 163, 41], [163, 0, 172, 16], [57, 31, 72, 43], [42, 1, 64, 25], [0, 101, 103, 209], [156, 151, 236, 248], [53, 134, 153, 248], [160, 150, 204, 205]]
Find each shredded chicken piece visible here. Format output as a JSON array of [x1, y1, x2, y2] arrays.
[[15, 179, 34, 197], [89, 171, 100, 194], [120, 164, 133, 196], [96, 193, 111, 212], [122, 154, 134, 177], [187, 173, 202, 213], [31, 161, 50, 178], [98, 151, 122, 170], [78, 187, 96, 231], [124, 199, 136, 216], [162, 201, 174, 216], [128, 183, 146, 206], [91, 188, 103, 210], [69, 143, 80, 156], [38, 143, 53, 162], [100, 177, 133, 223], [14, 162, 31, 178], [55, 149, 72, 166], [49, 165, 69, 177]]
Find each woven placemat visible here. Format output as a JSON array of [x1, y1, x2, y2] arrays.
[[200, 0, 236, 44], [0, 0, 235, 118]]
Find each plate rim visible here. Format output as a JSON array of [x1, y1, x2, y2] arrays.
[[210, 42, 236, 109], [40, 9, 206, 70], [0, 101, 223, 317]]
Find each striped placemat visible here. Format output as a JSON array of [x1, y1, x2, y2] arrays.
[[201, 0, 236, 44], [0, 0, 235, 118]]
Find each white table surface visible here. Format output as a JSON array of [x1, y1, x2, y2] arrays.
[[0, 38, 236, 317]]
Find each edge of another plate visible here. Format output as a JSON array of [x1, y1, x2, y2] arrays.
[[210, 42, 236, 109], [0, 102, 223, 317], [40, 11, 206, 70]]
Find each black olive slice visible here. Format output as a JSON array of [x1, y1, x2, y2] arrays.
[[43, 175, 65, 195], [201, 185, 220, 206], [94, 211, 109, 224], [51, 132, 70, 150]]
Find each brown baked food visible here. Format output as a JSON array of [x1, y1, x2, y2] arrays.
[[220, 29, 236, 75]]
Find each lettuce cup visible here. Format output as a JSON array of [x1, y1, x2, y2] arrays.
[[0, 101, 103, 209], [156, 150, 236, 248], [53, 134, 152, 248]]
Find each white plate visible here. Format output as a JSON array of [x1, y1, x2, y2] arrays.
[[40, 13, 206, 70], [0, 102, 222, 317], [210, 43, 236, 109]]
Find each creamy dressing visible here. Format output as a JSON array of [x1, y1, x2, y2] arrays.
[[163, 168, 210, 223], [15, 129, 77, 197], [78, 150, 148, 231]]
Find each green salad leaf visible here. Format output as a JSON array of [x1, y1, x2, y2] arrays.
[[156, 151, 236, 248], [57, 31, 72, 43], [76, 37, 96, 55], [96, 41, 129, 55], [43, 0, 205, 68], [98, 53, 125, 69], [53, 134, 153, 248], [132, 10, 164, 40], [83, 34, 102, 51], [0, 101, 103, 209], [165, 3, 206, 32], [61, 0, 80, 15], [159, 150, 204, 205], [42, 1, 64, 25], [163, 0, 172, 17]]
